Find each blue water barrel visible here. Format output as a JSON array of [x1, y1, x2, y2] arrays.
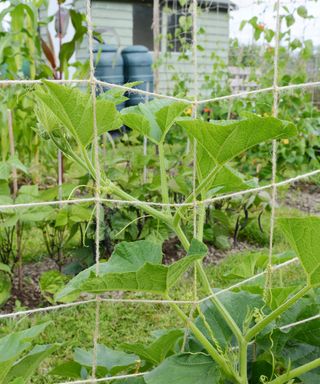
[[121, 45, 154, 106], [94, 44, 124, 85]]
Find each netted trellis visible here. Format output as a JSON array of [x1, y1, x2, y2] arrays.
[[0, 0, 320, 383]]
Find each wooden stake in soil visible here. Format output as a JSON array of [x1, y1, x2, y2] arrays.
[[7, 109, 23, 292], [7, 110, 18, 197]]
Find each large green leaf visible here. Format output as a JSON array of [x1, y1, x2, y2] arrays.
[[80, 263, 169, 294], [82, 239, 206, 294], [145, 353, 222, 384], [256, 289, 320, 357], [79, 252, 203, 295], [279, 344, 320, 384], [208, 164, 258, 196], [0, 322, 51, 382], [121, 100, 188, 144], [196, 290, 264, 349], [6, 344, 58, 382], [121, 329, 184, 365], [278, 217, 320, 287], [167, 239, 207, 287], [56, 239, 207, 301], [177, 116, 296, 165], [50, 361, 83, 379], [0, 271, 11, 307], [74, 344, 139, 375], [115, 378, 146, 384], [193, 136, 259, 195], [34, 81, 122, 147], [56, 240, 163, 301], [0, 322, 51, 363]]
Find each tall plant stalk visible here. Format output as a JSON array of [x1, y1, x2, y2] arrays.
[[7, 109, 23, 293]]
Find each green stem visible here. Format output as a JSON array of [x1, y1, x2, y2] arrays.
[[84, 147, 245, 379], [196, 199, 206, 241], [173, 218, 245, 357], [107, 181, 171, 225], [168, 299, 240, 382], [245, 285, 311, 341], [195, 260, 245, 346], [173, 165, 221, 227], [239, 340, 248, 383], [268, 358, 320, 384], [195, 197, 248, 384], [174, 222, 190, 250], [158, 142, 171, 214]]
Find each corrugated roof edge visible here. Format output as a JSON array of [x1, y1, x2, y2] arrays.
[[93, 0, 237, 12]]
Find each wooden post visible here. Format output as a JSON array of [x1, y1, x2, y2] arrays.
[[7, 110, 18, 198], [153, 0, 160, 94], [8, 109, 23, 292]]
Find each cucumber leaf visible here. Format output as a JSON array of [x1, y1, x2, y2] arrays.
[[145, 353, 222, 384], [121, 100, 188, 144], [121, 329, 184, 365], [56, 239, 207, 301], [34, 81, 122, 147], [278, 217, 320, 287], [177, 116, 296, 166]]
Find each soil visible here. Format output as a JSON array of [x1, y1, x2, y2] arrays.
[[2, 258, 58, 314], [162, 236, 258, 266], [280, 183, 320, 214], [1, 183, 319, 314]]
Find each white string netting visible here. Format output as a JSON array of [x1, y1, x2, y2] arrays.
[[0, 0, 320, 383]]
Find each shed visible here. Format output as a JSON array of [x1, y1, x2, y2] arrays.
[[75, 0, 235, 94]]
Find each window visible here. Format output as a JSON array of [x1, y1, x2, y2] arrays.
[[166, 11, 193, 52], [133, 4, 154, 50]]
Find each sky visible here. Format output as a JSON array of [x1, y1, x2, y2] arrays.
[[230, 0, 320, 45]]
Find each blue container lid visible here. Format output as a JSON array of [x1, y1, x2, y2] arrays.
[[122, 45, 149, 53], [93, 44, 118, 53]]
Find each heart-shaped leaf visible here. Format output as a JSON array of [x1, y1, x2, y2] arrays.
[[56, 239, 207, 301], [278, 217, 320, 287], [196, 290, 264, 349], [56, 240, 163, 301], [6, 344, 58, 383], [0, 322, 52, 382], [177, 116, 296, 165], [121, 329, 184, 365], [121, 100, 188, 144], [73, 344, 139, 376], [145, 353, 222, 384], [34, 81, 122, 147]]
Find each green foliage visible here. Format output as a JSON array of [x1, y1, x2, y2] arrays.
[[121, 100, 188, 144], [145, 353, 221, 384], [278, 217, 320, 287], [121, 329, 184, 366], [15, 79, 319, 384], [0, 322, 57, 383], [177, 116, 296, 166], [51, 344, 139, 379], [35, 81, 122, 148], [39, 270, 69, 304], [57, 239, 207, 301], [0, 262, 11, 306]]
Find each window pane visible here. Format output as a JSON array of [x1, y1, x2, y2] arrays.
[[133, 4, 154, 50]]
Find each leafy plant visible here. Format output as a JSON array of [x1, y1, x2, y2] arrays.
[[29, 82, 320, 383], [0, 262, 12, 306], [0, 322, 58, 383], [229, 4, 320, 178]]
